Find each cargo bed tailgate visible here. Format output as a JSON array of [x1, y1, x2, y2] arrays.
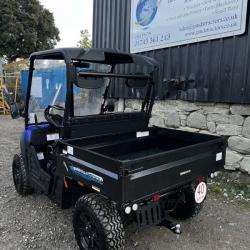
[[122, 138, 226, 203]]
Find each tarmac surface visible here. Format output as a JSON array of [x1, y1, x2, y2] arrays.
[[0, 116, 249, 250]]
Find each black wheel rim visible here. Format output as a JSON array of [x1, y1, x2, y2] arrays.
[[77, 212, 101, 250], [13, 162, 22, 190]]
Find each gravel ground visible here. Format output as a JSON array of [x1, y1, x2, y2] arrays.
[[0, 116, 250, 250]]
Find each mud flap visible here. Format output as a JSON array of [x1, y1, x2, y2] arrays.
[[136, 202, 162, 228]]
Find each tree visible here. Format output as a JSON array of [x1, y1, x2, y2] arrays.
[[77, 29, 92, 48], [0, 0, 60, 61]]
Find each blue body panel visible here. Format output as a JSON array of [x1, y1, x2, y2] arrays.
[[25, 124, 49, 142]]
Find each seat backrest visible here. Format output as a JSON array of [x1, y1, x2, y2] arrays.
[[63, 112, 149, 139]]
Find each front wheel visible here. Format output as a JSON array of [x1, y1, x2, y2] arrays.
[[73, 193, 125, 250], [170, 179, 207, 220], [12, 154, 33, 195]]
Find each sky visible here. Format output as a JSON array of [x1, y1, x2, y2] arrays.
[[39, 0, 93, 48]]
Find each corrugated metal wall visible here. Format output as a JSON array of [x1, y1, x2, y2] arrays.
[[93, 0, 250, 104]]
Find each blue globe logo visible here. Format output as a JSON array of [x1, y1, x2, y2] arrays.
[[136, 0, 159, 27]]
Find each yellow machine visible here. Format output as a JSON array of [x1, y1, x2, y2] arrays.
[[0, 79, 10, 114]]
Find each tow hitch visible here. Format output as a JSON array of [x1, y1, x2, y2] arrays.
[[164, 215, 181, 235]]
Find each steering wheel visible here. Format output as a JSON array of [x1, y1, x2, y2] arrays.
[[44, 105, 65, 127]]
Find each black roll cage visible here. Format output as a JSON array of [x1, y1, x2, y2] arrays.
[[24, 48, 159, 128]]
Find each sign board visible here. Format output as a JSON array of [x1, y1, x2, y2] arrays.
[[31, 77, 43, 98], [130, 0, 248, 53]]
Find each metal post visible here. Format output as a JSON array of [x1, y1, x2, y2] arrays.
[[0, 59, 4, 114]]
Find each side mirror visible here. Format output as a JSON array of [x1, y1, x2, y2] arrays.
[[76, 70, 105, 89], [76, 76, 105, 89], [10, 103, 20, 119], [126, 73, 149, 88], [126, 78, 148, 88]]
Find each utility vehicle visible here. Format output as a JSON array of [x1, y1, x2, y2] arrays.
[[11, 48, 226, 250]]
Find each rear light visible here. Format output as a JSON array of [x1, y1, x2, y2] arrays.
[[152, 194, 161, 202], [132, 204, 138, 211], [125, 206, 132, 214], [210, 172, 218, 178], [198, 176, 205, 183], [64, 179, 69, 189]]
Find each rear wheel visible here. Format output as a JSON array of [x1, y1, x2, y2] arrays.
[[73, 193, 125, 250], [171, 179, 207, 220], [12, 154, 33, 195]]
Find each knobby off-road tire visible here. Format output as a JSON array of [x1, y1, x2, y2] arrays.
[[12, 154, 33, 195], [73, 193, 125, 250], [171, 180, 206, 220]]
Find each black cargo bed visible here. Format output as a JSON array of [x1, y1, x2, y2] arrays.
[[61, 126, 226, 205], [66, 127, 221, 162], [90, 136, 191, 160]]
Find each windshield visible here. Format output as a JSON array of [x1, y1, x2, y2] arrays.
[[74, 63, 112, 116], [27, 59, 151, 123], [28, 59, 66, 124], [73, 62, 149, 117], [74, 79, 109, 116]]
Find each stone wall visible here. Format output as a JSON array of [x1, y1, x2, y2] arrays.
[[125, 100, 250, 175]]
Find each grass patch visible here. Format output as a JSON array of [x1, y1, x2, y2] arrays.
[[208, 171, 250, 209]]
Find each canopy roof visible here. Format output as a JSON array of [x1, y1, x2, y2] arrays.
[[30, 48, 159, 68]]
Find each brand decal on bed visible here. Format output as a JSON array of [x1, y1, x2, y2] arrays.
[[69, 166, 104, 185]]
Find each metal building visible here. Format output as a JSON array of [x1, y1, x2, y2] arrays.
[[93, 0, 250, 104]]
